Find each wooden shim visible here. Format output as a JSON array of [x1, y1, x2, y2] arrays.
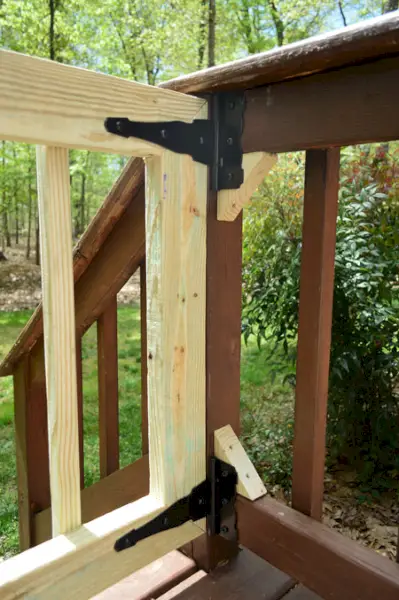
[[145, 104, 208, 504], [98, 296, 119, 478], [0, 495, 204, 600], [36, 146, 81, 536], [214, 425, 266, 501], [237, 495, 399, 600], [243, 56, 399, 154], [33, 456, 149, 545], [140, 260, 149, 455], [217, 152, 276, 222], [292, 149, 340, 520], [0, 50, 206, 154]]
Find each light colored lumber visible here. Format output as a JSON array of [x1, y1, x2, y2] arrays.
[[214, 425, 266, 500], [217, 152, 276, 221], [0, 50, 205, 154], [36, 146, 81, 536], [145, 102, 208, 504], [0, 496, 205, 600]]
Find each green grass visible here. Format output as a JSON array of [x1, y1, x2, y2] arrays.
[[0, 308, 295, 559]]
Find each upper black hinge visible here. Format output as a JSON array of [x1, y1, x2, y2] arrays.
[[114, 457, 237, 552], [104, 92, 245, 191]]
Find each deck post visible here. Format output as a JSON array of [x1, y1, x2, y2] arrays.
[[185, 153, 243, 570], [292, 148, 340, 519]]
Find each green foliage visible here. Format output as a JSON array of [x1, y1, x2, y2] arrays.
[[242, 145, 399, 489]]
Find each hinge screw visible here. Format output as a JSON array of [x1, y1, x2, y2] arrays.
[[222, 470, 229, 477], [227, 137, 233, 145], [221, 498, 228, 506], [221, 526, 229, 534]]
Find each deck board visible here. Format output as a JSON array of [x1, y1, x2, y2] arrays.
[[94, 547, 322, 600], [158, 548, 295, 600], [93, 550, 196, 600]]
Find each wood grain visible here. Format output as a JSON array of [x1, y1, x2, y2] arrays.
[[292, 149, 340, 520], [145, 103, 207, 504], [237, 495, 399, 600], [33, 456, 149, 545], [98, 296, 119, 478], [0, 495, 204, 600], [217, 153, 276, 222], [243, 56, 399, 154], [0, 50, 205, 154], [93, 550, 196, 600], [214, 425, 266, 501], [140, 260, 149, 455], [36, 146, 81, 536]]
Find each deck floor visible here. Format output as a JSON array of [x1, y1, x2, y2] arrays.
[[94, 547, 322, 600]]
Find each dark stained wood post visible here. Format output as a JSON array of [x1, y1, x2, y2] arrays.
[[292, 148, 340, 520], [14, 350, 50, 549], [188, 186, 242, 570], [140, 260, 149, 456], [97, 296, 119, 478], [76, 335, 84, 489]]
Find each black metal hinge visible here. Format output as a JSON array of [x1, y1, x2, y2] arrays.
[[105, 92, 245, 191], [114, 457, 237, 552]]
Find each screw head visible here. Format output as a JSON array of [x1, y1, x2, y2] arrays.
[[221, 498, 228, 506], [222, 470, 229, 477], [227, 137, 233, 145], [161, 129, 167, 139], [220, 526, 229, 534]]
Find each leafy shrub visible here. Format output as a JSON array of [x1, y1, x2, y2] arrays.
[[242, 145, 399, 489]]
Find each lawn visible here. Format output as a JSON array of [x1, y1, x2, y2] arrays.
[[0, 306, 294, 559]]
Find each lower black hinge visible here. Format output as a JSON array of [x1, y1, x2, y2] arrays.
[[105, 92, 245, 191], [114, 457, 237, 552]]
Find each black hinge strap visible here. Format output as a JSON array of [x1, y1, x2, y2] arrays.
[[104, 92, 245, 191], [114, 457, 237, 552]]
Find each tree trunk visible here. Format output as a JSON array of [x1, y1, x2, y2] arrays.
[[208, 0, 216, 67], [35, 217, 40, 266], [337, 0, 348, 26], [13, 145, 19, 244], [79, 171, 86, 236], [1, 142, 11, 247], [49, 0, 56, 60], [268, 0, 285, 46], [2, 211, 11, 247], [384, 0, 398, 11], [26, 166, 33, 259], [198, 0, 207, 69]]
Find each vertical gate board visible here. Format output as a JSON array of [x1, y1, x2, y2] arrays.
[[98, 296, 119, 478], [36, 146, 81, 536], [145, 115, 208, 503], [292, 148, 340, 519]]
